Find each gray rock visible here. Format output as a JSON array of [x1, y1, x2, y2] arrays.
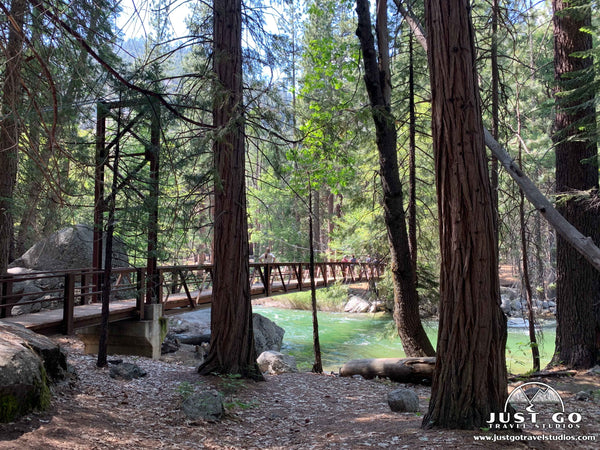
[[388, 388, 419, 412], [257, 350, 298, 374], [10, 224, 128, 271], [0, 322, 69, 422], [369, 300, 386, 313], [109, 362, 147, 380], [161, 334, 181, 354], [585, 366, 600, 376], [500, 297, 512, 314], [344, 295, 371, 313], [182, 391, 224, 421], [500, 287, 518, 300], [10, 282, 45, 315], [253, 313, 284, 354], [167, 312, 284, 356], [575, 391, 591, 401], [0, 322, 68, 382]]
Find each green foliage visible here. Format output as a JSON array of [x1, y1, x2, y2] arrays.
[[213, 373, 258, 412], [374, 263, 439, 315], [279, 282, 349, 311], [176, 381, 198, 400]]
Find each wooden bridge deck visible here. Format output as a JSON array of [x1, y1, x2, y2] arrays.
[[1, 262, 383, 335]]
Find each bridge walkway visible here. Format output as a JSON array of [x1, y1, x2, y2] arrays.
[[1, 262, 383, 335]]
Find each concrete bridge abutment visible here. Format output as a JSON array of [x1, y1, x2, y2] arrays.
[[77, 304, 167, 360]]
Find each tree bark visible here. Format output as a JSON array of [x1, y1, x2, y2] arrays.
[[490, 0, 500, 245], [355, 0, 434, 358], [422, 0, 508, 429], [0, 0, 27, 274], [198, 0, 263, 380], [551, 0, 599, 369]]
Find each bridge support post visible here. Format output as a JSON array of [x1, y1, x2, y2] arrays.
[[77, 303, 166, 359]]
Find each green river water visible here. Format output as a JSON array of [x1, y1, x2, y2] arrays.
[[253, 306, 556, 375]]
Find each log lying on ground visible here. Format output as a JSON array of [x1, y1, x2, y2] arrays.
[[174, 333, 211, 345], [508, 370, 577, 382], [340, 357, 436, 384]]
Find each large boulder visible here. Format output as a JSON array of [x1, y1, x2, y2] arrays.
[[166, 312, 284, 358], [0, 322, 69, 422], [344, 295, 371, 313], [252, 313, 284, 354], [10, 224, 128, 271]]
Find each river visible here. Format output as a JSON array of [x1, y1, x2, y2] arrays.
[[253, 306, 556, 375]]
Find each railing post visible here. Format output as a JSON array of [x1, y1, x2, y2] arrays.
[[62, 273, 75, 335], [136, 268, 145, 320], [1, 279, 11, 318], [265, 264, 271, 297], [297, 263, 303, 291], [81, 270, 91, 305]]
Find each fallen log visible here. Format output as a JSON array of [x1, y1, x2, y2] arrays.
[[173, 333, 211, 345], [339, 357, 436, 384], [508, 370, 577, 382]]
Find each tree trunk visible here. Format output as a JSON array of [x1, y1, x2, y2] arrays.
[[397, 0, 600, 274], [0, 0, 27, 274], [308, 186, 323, 373], [551, 0, 599, 370], [355, 0, 434, 358], [520, 190, 541, 372], [198, 0, 263, 380], [422, 0, 508, 429], [312, 189, 321, 255], [490, 0, 500, 245], [407, 32, 417, 278]]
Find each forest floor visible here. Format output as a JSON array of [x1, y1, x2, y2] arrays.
[[2, 285, 600, 449]]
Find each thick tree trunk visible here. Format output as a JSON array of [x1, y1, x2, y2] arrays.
[[355, 0, 434, 358], [490, 0, 500, 244], [340, 357, 435, 384], [551, 0, 599, 370], [198, 0, 262, 380], [397, 0, 600, 274], [422, 0, 508, 429], [0, 0, 26, 273]]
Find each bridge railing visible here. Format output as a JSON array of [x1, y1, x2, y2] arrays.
[[1, 261, 384, 333]]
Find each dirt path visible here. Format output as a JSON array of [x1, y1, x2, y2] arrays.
[[1, 335, 599, 449]]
